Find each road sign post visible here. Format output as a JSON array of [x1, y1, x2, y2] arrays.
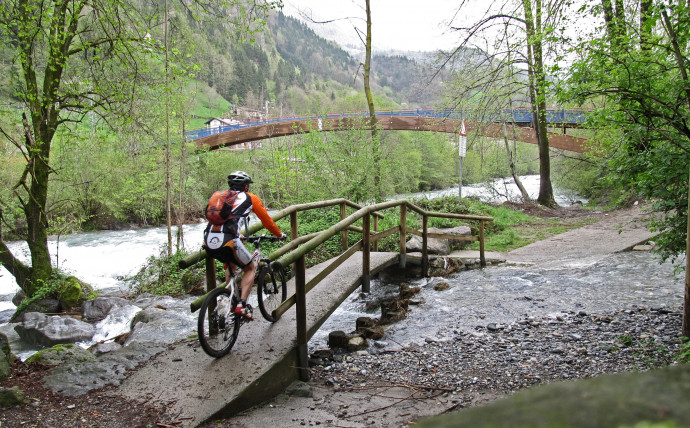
[[459, 119, 467, 200]]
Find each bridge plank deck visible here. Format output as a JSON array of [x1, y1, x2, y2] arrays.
[[116, 251, 400, 427]]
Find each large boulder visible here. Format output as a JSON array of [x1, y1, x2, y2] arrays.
[[26, 343, 95, 366], [57, 276, 93, 310], [415, 363, 690, 428], [81, 297, 132, 321], [406, 226, 472, 255], [14, 312, 95, 347], [125, 304, 194, 346]]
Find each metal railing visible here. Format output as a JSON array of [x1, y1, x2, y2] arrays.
[[184, 108, 590, 141]]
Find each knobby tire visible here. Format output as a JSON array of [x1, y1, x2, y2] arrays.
[[198, 287, 240, 358], [256, 264, 287, 322]]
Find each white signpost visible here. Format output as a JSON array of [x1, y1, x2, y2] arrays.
[[458, 119, 467, 199]]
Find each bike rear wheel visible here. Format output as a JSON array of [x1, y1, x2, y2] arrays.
[[257, 264, 287, 322], [198, 287, 240, 358]]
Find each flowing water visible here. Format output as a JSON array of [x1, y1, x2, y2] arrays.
[[308, 251, 684, 351]]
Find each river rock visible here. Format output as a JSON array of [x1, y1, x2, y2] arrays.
[[26, 343, 95, 366], [91, 304, 141, 344], [11, 291, 24, 307], [433, 280, 450, 291], [0, 333, 9, 381], [328, 331, 350, 349], [347, 336, 368, 352], [14, 312, 95, 347], [380, 298, 408, 324], [125, 305, 194, 346], [21, 299, 61, 314], [406, 226, 473, 255], [81, 297, 132, 321], [0, 386, 26, 407], [0, 310, 12, 325], [90, 341, 122, 356], [57, 276, 93, 310]]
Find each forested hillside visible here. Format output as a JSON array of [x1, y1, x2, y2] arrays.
[[0, 4, 457, 243]]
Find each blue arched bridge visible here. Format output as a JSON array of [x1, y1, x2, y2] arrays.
[[185, 108, 591, 153]]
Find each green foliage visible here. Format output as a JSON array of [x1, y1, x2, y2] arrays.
[[15, 271, 68, 312], [678, 338, 690, 364], [562, 1, 690, 267], [127, 249, 203, 297]]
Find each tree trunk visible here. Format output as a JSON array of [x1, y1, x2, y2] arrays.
[[502, 122, 531, 202], [661, 9, 690, 339], [363, 0, 382, 201], [523, 0, 555, 207]]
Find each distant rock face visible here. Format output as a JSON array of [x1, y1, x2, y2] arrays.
[[414, 364, 690, 428], [14, 312, 95, 347]]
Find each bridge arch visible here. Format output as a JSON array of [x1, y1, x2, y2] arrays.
[[187, 109, 591, 154]]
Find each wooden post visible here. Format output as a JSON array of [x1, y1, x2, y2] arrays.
[[399, 205, 407, 268], [340, 202, 347, 252], [372, 215, 379, 252], [295, 255, 309, 381], [290, 211, 298, 277], [362, 213, 371, 293], [205, 255, 216, 292], [422, 214, 429, 277], [479, 220, 486, 267]]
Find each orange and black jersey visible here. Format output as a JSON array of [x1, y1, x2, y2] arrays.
[[225, 191, 281, 237]]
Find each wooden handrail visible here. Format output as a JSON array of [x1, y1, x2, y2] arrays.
[[185, 197, 494, 329]]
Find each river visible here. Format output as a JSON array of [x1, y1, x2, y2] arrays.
[[0, 174, 609, 324], [0, 175, 684, 361]]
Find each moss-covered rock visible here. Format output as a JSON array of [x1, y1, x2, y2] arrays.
[[26, 343, 95, 366], [57, 276, 93, 309], [0, 351, 9, 381], [0, 386, 26, 407], [415, 364, 690, 428]]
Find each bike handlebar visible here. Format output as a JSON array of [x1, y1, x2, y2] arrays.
[[241, 234, 287, 244]]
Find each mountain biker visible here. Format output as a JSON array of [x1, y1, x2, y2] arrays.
[[203, 170, 286, 320]]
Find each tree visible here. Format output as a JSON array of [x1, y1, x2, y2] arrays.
[[0, 0, 280, 298], [563, 0, 690, 337], [440, 0, 566, 206]]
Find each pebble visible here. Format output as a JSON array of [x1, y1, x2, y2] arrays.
[[311, 307, 684, 398]]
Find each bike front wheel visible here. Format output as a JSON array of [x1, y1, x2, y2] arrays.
[[257, 264, 287, 322], [198, 287, 240, 358]]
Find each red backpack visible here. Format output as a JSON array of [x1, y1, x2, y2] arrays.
[[205, 190, 239, 225]]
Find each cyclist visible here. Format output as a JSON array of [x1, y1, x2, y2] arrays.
[[203, 171, 285, 319]]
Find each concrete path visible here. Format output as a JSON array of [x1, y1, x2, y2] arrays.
[[116, 252, 400, 427], [504, 205, 657, 268]]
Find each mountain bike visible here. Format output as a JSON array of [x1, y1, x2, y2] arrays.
[[197, 234, 287, 358]]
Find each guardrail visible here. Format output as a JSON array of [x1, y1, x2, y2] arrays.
[[184, 108, 589, 141]]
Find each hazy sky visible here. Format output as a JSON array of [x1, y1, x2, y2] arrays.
[[282, 0, 465, 52]]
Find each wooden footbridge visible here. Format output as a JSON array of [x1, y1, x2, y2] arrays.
[[186, 108, 592, 153], [115, 198, 493, 427]]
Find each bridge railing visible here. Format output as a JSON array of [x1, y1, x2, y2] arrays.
[[180, 198, 492, 380], [184, 108, 589, 141]]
